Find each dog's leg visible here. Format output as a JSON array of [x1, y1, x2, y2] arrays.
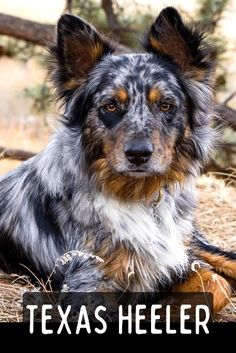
[[174, 268, 232, 313], [54, 255, 112, 292], [192, 229, 236, 281]]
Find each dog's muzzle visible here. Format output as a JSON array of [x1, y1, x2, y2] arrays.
[[124, 138, 153, 166]]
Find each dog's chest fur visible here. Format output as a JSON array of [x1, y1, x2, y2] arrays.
[[80, 192, 191, 291]]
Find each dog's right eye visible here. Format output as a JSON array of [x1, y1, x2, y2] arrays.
[[98, 102, 124, 129], [104, 103, 117, 113], [160, 103, 173, 112]]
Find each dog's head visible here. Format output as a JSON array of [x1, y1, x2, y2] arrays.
[[50, 7, 215, 202]]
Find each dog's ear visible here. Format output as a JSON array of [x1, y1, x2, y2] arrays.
[[50, 14, 114, 100], [143, 7, 214, 82]]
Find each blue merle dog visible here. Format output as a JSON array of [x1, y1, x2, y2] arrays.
[[0, 7, 235, 313]]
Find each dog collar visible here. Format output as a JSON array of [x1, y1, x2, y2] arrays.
[[147, 189, 164, 208]]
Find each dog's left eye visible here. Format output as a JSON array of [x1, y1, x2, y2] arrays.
[[160, 103, 172, 112], [104, 103, 117, 113]]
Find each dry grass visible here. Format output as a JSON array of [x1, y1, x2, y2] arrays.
[[196, 175, 236, 322], [196, 175, 236, 253], [0, 272, 39, 322]]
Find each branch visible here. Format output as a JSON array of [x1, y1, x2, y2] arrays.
[[101, 0, 138, 37], [0, 13, 54, 46], [64, 0, 73, 13], [215, 104, 236, 130], [223, 91, 236, 106], [101, 0, 120, 30], [215, 91, 236, 130], [0, 12, 131, 52], [0, 147, 36, 161]]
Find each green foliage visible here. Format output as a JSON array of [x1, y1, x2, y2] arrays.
[[113, 1, 154, 29], [72, 0, 107, 29], [196, 1, 236, 173], [197, 0, 230, 32], [0, 36, 38, 62], [71, 0, 154, 47], [24, 83, 51, 114], [196, 0, 230, 91]]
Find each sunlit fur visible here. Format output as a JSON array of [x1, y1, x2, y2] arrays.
[[0, 8, 235, 303]]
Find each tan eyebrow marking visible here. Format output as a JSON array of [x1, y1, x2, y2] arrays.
[[148, 87, 161, 103], [115, 88, 129, 103]]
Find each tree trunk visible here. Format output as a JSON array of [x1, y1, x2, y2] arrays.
[[0, 13, 54, 46], [64, 0, 73, 13], [101, 0, 120, 30]]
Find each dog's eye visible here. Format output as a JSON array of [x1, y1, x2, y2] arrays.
[[104, 103, 117, 113], [160, 103, 172, 112]]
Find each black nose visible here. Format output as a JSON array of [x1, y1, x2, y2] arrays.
[[124, 139, 153, 166]]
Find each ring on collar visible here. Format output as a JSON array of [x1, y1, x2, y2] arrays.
[[152, 189, 164, 208]]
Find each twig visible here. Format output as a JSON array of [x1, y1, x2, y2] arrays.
[[223, 91, 236, 106], [64, 0, 73, 13], [0, 147, 36, 161], [101, 0, 120, 30]]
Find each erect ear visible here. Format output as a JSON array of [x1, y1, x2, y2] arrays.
[[50, 14, 115, 100], [143, 7, 214, 82]]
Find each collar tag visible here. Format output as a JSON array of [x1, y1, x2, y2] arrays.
[[146, 189, 164, 208]]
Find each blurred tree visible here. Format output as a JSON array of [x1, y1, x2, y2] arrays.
[[197, 0, 229, 32], [70, 0, 149, 46], [65, 0, 73, 13], [195, 0, 236, 172], [196, 0, 229, 90]]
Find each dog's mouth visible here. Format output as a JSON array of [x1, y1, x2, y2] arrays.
[[130, 169, 146, 173], [108, 161, 168, 178], [120, 169, 157, 178]]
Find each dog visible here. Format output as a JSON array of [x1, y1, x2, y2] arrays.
[[0, 7, 235, 313]]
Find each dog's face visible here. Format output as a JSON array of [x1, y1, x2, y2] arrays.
[[86, 54, 187, 177], [51, 7, 215, 201]]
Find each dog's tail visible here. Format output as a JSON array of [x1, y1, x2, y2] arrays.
[[192, 229, 236, 284]]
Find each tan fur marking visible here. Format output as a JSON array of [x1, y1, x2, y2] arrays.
[[81, 235, 131, 290], [149, 32, 191, 70], [116, 88, 129, 103], [91, 151, 192, 202], [91, 42, 104, 62], [64, 37, 107, 78], [149, 35, 164, 53], [97, 245, 135, 290], [63, 78, 79, 91], [83, 233, 146, 290], [92, 157, 165, 202], [195, 250, 236, 280], [148, 87, 161, 103], [174, 269, 232, 313], [186, 69, 206, 82], [149, 32, 208, 81], [93, 157, 192, 202]]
